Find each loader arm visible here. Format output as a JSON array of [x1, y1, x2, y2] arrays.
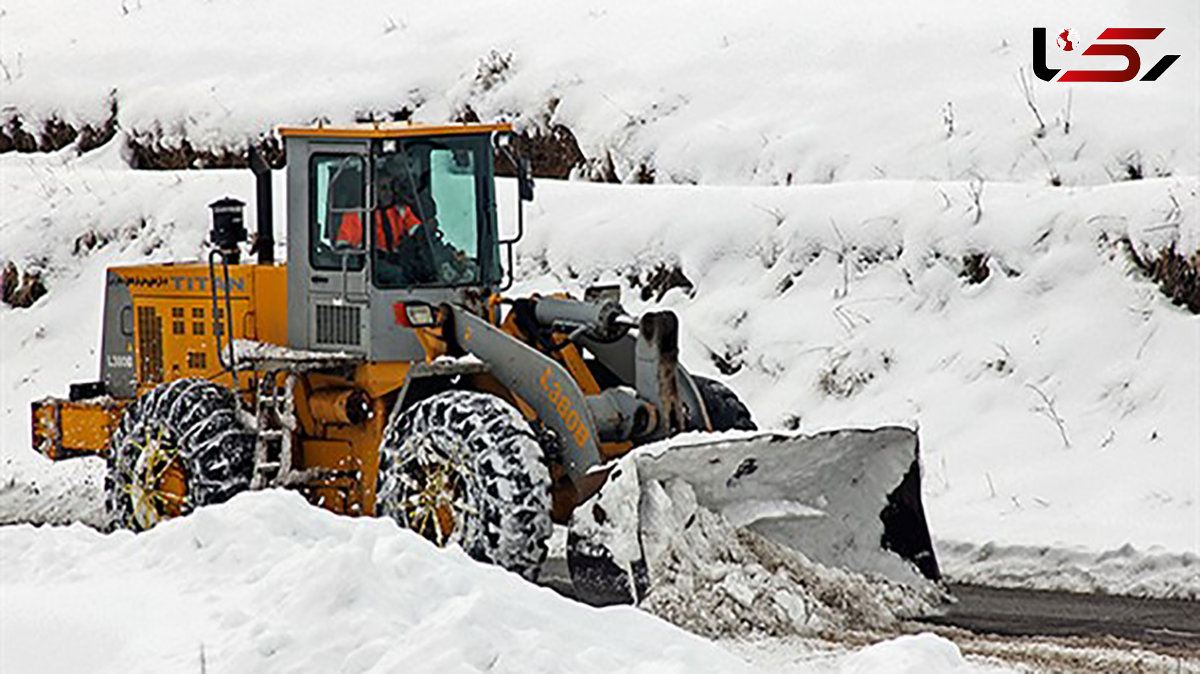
[[579, 323, 711, 438], [513, 296, 711, 440], [450, 307, 604, 481]]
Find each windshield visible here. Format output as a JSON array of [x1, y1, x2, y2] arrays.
[[370, 136, 498, 288]]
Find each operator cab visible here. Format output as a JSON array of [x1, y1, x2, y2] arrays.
[[310, 134, 500, 287], [280, 123, 528, 360]]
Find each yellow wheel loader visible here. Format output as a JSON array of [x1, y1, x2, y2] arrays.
[[30, 122, 938, 598]]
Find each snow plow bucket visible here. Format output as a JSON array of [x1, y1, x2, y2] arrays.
[[568, 427, 939, 605]]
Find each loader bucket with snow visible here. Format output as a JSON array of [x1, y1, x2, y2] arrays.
[[567, 426, 939, 605]]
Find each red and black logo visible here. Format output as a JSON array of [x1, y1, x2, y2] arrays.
[[1033, 27, 1180, 82]]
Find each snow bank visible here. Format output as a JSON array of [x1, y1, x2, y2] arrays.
[[0, 490, 756, 674], [0, 490, 996, 674], [938, 539, 1200, 600], [1, 0, 1196, 185], [725, 633, 1013, 674]]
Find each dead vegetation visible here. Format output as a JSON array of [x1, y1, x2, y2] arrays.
[[817, 349, 893, 399], [1125, 241, 1200, 314], [1, 99, 118, 155], [4, 84, 590, 178], [627, 264, 695, 302], [960, 252, 991, 285], [472, 49, 513, 93], [1, 262, 47, 308], [1109, 151, 1173, 182], [126, 132, 285, 170], [709, 346, 744, 376], [3, 110, 587, 177]]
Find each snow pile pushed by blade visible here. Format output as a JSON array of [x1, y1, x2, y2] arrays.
[[635, 428, 936, 585], [568, 429, 946, 639], [638, 480, 945, 640]]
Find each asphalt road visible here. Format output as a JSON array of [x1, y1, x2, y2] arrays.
[[921, 583, 1200, 649], [542, 550, 1199, 649]]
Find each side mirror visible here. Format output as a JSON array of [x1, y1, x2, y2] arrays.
[[518, 158, 534, 202]]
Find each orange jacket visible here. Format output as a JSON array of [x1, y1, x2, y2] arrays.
[[336, 206, 423, 251]]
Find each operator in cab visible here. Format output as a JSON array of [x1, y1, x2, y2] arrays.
[[332, 150, 477, 287], [335, 176, 427, 253]]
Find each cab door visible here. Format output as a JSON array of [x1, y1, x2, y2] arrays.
[[286, 140, 372, 353]]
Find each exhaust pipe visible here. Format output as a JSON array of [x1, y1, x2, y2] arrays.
[[249, 147, 274, 265]]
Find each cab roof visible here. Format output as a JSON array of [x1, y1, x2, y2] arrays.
[[277, 121, 512, 140]]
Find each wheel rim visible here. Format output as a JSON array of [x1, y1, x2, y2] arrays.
[[123, 425, 187, 529], [394, 432, 476, 546]]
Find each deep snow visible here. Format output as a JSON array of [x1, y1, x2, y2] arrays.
[[0, 490, 1008, 674]]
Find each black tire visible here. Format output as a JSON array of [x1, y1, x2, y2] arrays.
[[567, 529, 651, 607], [693, 375, 757, 431], [376, 390, 552, 580], [106, 378, 256, 531]]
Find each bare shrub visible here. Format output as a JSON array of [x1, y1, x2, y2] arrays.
[[1026, 383, 1070, 448], [474, 50, 513, 92], [627, 264, 695, 302], [960, 252, 990, 285], [1017, 67, 1047, 138], [817, 350, 893, 399], [1126, 241, 1200, 314], [966, 174, 985, 223], [1, 261, 48, 308]]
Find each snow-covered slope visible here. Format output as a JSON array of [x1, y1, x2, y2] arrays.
[[2, 143, 1197, 596], [513, 175, 1199, 555], [0, 490, 1005, 674], [520, 174, 1199, 597], [1, 0, 1197, 610], [1, 0, 1196, 185]]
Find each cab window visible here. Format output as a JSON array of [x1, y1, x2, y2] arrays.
[[310, 154, 367, 271]]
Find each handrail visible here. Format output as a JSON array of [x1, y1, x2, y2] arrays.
[[207, 250, 238, 373]]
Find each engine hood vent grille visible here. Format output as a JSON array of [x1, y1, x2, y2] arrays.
[[315, 304, 361, 346]]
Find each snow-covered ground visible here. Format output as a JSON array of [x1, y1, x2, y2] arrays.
[[1, 0, 1198, 669], [2, 147, 1197, 598], [0, 490, 1011, 674]]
